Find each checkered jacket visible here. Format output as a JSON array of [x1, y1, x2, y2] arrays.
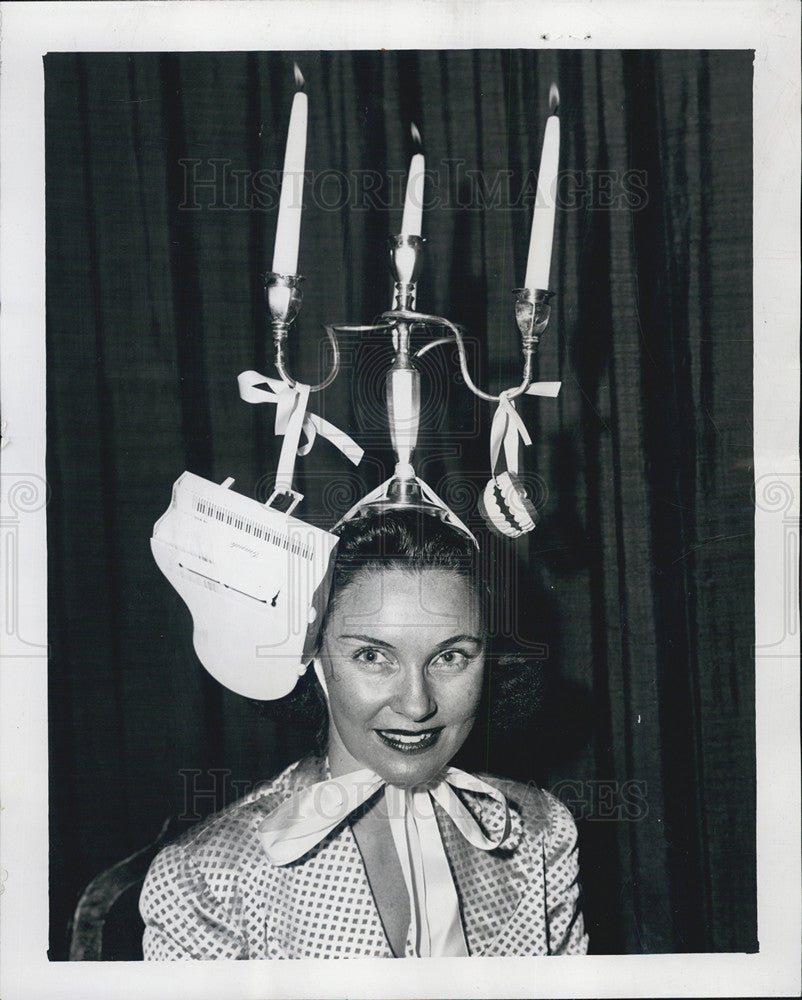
[[140, 755, 588, 959]]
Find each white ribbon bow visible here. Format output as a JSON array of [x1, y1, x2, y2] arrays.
[[489, 382, 561, 478], [489, 392, 530, 477], [258, 766, 510, 957], [238, 370, 363, 495]]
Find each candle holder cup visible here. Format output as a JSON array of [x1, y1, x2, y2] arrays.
[[265, 271, 331, 389], [264, 271, 306, 338], [513, 287, 554, 348], [512, 287, 554, 389], [388, 234, 425, 311]]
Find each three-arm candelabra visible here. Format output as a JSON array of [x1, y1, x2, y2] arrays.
[[262, 234, 556, 536]]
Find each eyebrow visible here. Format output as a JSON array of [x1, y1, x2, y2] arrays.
[[337, 633, 484, 651]]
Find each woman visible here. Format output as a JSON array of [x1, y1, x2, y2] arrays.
[[140, 508, 588, 959]]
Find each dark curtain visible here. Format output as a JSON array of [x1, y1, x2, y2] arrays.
[[46, 49, 755, 958]]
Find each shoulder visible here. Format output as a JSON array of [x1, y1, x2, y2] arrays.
[[143, 756, 322, 905], [476, 773, 579, 852], [457, 772, 588, 955]]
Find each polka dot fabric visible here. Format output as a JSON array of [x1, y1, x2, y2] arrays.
[[140, 756, 588, 959]]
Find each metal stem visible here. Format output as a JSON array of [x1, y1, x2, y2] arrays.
[[273, 324, 341, 392], [384, 309, 535, 402]]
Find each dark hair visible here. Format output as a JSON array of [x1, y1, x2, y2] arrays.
[[324, 506, 484, 631], [250, 508, 544, 747]]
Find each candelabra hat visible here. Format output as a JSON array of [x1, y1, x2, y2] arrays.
[[151, 91, 563, 700], [151, 279, 560, 702]]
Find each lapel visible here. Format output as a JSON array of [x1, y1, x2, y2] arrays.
[[262, 755, 394, 959], [435, 780, 532, 956]]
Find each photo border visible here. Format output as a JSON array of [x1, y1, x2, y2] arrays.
[[1, 2, 799, 998]]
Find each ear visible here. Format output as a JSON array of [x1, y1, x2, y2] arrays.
[[312, 657, 329, 699]]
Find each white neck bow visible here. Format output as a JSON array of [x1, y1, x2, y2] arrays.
[[258, 766, 510, 957]]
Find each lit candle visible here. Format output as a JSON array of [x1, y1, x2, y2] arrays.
[[524, 83, 560, 291], [272, 64, 308, 276], [400, 123, 425, 236]]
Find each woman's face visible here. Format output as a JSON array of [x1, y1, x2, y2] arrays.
[[318, 567, 485, 788]]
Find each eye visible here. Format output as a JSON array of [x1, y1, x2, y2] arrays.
[[430, 649, 471, 671], [352, 647, 390, 667]]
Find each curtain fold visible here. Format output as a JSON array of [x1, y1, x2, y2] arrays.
[[45, 49, 755, 957]]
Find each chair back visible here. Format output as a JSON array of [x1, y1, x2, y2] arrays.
[[68, 817, 178, 961]]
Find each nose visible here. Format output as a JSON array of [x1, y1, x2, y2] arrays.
[[392, 666, 437, 723]]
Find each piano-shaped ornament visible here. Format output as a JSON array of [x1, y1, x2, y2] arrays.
[[151, 471, 338, 700]]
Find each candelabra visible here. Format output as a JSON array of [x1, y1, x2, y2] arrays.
[[262, 235, 557, 535]]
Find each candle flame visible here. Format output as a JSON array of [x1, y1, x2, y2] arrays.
[[549, 82, 560, 114], [293, 62, 305, 90], [410, 122, 422, 148]]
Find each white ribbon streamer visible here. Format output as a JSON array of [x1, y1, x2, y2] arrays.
[[489, 392, 531, 477], [238, 370, 364, 496], [488, 383, 561, 478], [524, 380, 561, 398]]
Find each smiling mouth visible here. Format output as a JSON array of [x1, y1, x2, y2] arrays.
[[375, 728, 443, 754]]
